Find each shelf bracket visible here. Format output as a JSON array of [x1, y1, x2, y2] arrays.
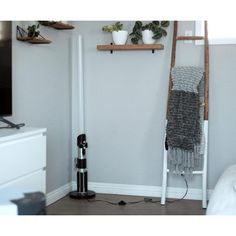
[[110, 43, 113, 54]]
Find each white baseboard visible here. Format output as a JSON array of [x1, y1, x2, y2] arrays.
[[72, 181, 212, 201], [46, 182, 72, 206], [46, 181, 213, 206]]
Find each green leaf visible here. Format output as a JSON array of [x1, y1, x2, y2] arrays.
[[153, 32, 162, 39], [131, 37, 139, 44], [114, 21, 123, 31], [135, 21, 142, 28], [147, 23, 152, 30], [142, 25, 148, 30], [102, 22, 123, 32], [152, 21, 160, 26], [150, 24, 157, 32], [102, 25, 113, 32], [153, 27, 162, 34], [135, 31, 142, 39], [161, 21, 170, 27], [161, 28, 167, 36], [130, 20, 169, 43]]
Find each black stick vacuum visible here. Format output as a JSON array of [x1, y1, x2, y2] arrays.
[[69, 134, 96, 199]]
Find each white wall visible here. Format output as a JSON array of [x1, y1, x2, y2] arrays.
[[71, 21, 173, 187], [72, 21, 236, 191], [11, 21, 73, 193], [9, 20, 236, 195]]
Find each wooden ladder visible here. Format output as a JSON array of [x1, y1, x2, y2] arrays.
[[161, 21, 209, 208]]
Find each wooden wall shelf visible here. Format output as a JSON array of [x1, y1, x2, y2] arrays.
[[16, 25, 51, 44], [50, 22, 74, 30], [97, 44, 164, 53], [17, 37, 51, 44], [39, 21, 74, 30]]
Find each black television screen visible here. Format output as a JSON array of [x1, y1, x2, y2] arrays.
[[0, 21, 12, 117]]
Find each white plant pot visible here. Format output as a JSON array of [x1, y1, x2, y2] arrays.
[[142, 29, 156, 44], [112, 30, 128, 45]]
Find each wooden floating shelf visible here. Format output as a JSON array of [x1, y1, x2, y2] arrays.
[[16, 25, 51, 44], [97, 44, 164, 53], [28, 38, 51, 44], [50, 22, 74, 30], [17, 36, 32, 41], [17, 37, 51, 44], [39, 21, 74, 30]]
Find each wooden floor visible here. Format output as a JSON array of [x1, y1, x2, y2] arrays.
[[47, 193, 206, 215]]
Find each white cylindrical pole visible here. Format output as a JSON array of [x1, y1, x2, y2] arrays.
[[70, 34, 95, 198], [71, 35, 86, 170], [78, 35, 85, 134]]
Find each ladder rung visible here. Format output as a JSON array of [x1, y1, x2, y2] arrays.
[[176, 36, 205, 41], [167, 169, 203, 175]]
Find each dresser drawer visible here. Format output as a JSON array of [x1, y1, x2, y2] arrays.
[[0, 169, 46, 193], [0, 134, 46, 185]]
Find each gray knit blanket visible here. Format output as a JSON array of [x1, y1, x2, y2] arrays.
[[166, 90, 200, 150], [166, 66, 205, 174]]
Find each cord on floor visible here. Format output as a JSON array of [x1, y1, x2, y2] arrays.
[[87, 198, 145, 206], [166, 174, 188, 203], [87, 174, 188, 206]]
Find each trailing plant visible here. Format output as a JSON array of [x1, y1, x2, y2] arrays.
[[27, 24, 40, 38], [102, 22, 123, 32], [130, 21, 170, 44]]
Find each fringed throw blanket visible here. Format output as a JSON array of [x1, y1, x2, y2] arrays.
[[167, 90, 200, 150], [166, 66, 205, 174]]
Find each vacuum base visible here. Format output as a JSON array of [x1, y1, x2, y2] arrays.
[[69, 190, 96, 199]]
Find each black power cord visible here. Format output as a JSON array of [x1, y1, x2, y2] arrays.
[[87, 198, 145, 206], [166, 174, 188, 203], [143, 174, 189, 204], [87, 174, 189, 206]]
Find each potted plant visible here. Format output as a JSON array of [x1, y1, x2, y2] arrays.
[[130, 21, 169, 44], [102, 22, 128, 45], [27, 24, 40, 38]]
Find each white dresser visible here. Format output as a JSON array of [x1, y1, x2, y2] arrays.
[[0, 127, 46, 194]]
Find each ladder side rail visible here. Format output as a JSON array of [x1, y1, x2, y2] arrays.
[[161, 21, 178, 205], [204, 20, 209, 120], [162, 21, 209, 208], [202, 20, 209, 208]]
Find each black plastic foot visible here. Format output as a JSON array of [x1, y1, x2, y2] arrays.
[[69, 190, 96, 199]]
